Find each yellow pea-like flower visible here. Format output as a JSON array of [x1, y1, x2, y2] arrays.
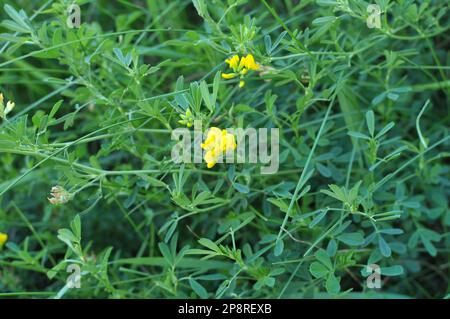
[[0, 232, 8, 248], [225, 55, 240, 70], [242, 54, 259, 71], [204, 150, 217, 168], [222, 53, 260, 88], [221, 73, 238, 79], [201, 128, 237, 168], [238, 56, 247, 70]]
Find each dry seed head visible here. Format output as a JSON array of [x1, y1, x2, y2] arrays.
[[48, 186, 70, 205]]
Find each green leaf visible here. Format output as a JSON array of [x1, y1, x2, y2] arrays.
[[337, 232, 364, 246], [316, 162, 332, 177], [321, 184, 347, 203], [200, 80, 213, 112], [317, 0, 339, 6], [212, 71, 220, 107], [379, 228, 404, 235], [372, 92, 387, 105], [70, 215, 81, 240], [375, 122, 395, 139], [4, 5, 31, 32], [315, 249, 333, 270], [274, 239, 284, 256], [233, 183, 249, 194], [164, 221, 178, 243], [142, 175, 167, 188], [312, 16, 337, 26], [57, 229, 78, 254], [348, 180, 362, 203], [378, 236, 391, 257], [198, 238, 220, 253], [348, 131, 371, 140], [192, 191, 212, 206], [113, 48, 132, 67], [265, 277, 275, 287], [326, 273, 340, 294], [267, 198, 289, 212], [1, 20, 31, 33], [158, 242, 173, 264], [47, 262, 66, 280], [192, 0, 207, 17], [422, 238, 437, 256], [366, 110, 375, 137], [57, 228, 77, 243], [189, 278, 208, 299], [381, 265, 404, 276], [49, 100, 63, 120], [326, 239, 337, 257], [264, 34, 272, 54], [272, 31, 287, 50], [309, 209, 327, 228], [310, 262, 329, 278]]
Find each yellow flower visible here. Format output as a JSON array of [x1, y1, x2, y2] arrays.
[[225, 55, 240, 70], [201, 127, 237, 168], [221, 53, 260, 88], [242, 54, 259, 71], [221, 73, 238, 79], [0, 232, 8, 248]]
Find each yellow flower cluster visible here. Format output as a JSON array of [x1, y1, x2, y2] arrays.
[[0, 232, 8, 248], [0, 92, 15, 120], [201, 128, 237, 168], [221, 54, 260, 88]]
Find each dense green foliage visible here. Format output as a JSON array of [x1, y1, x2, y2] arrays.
[[0, 0, 449, 299]]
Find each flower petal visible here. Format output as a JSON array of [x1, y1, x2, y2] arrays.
[[221, 72, 238, 79], [225, 55, 239, 70], [244, 54, 259, 70]]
